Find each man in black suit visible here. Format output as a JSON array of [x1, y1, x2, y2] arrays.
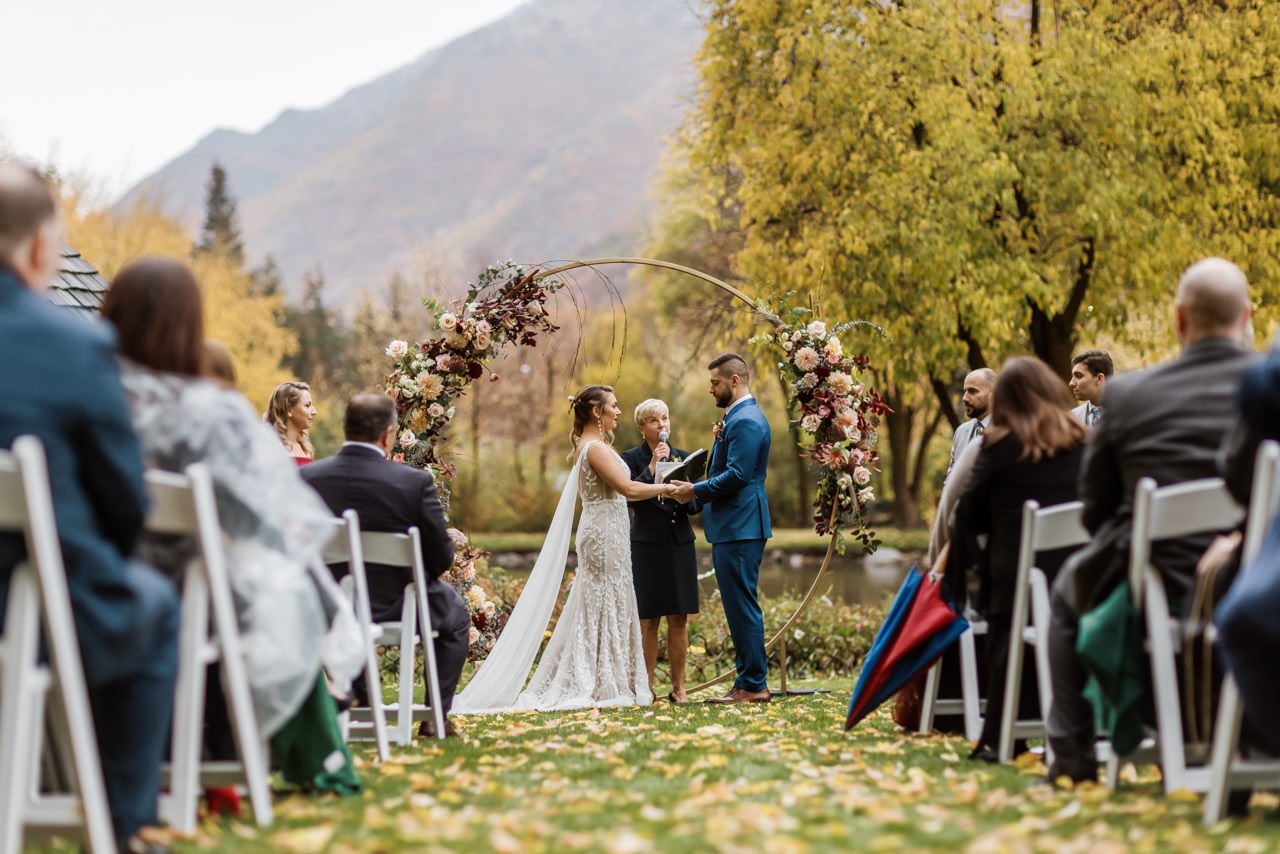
[[1045, 257, 1257, 783], [0, 161, 179, 850], [301, 393, 470, 728]]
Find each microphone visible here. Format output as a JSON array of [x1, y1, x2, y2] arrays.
[[657, 429, 671, 503]]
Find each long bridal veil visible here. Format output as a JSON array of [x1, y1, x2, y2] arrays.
[[452, 449, 585, 714]]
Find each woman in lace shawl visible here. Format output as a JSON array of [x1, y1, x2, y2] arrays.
[[101, 257, 363, 796]]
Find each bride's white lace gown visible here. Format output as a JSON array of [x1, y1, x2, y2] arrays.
[[517, 440, 653, 710]]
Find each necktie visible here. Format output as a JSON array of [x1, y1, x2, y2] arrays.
[[1089, 406, 1101, 426], [976, 421, 986, 437]]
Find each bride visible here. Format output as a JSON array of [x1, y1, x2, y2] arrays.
[[453, 384, 678, 713]]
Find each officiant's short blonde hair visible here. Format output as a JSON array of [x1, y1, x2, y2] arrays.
[[633, 398, 669, 429]]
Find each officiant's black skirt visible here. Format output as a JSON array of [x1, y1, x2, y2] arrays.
[[630, 540, 700, 619]]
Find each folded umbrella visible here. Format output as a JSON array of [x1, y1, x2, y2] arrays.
[[846, 563, 969, 730]]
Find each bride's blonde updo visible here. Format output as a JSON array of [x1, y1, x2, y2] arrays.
[[567, 384, 614, 458]]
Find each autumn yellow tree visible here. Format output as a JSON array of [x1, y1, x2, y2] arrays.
[[62, 189, 296, 408], [668, 0, 1280, 522]]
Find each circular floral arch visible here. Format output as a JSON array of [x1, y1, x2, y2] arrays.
[[383, 257, 887, 694]]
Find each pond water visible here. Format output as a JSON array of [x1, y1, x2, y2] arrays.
[[490, 547, 920, 607]]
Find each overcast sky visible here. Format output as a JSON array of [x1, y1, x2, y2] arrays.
[[1, 0, 528, 198]]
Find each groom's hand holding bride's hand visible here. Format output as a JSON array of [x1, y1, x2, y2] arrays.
[[669, 480, 695, 504]]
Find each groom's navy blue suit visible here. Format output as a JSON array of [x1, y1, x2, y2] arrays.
[[693, 396, 772, 691]]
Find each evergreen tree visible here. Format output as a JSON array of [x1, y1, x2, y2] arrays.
[[198, 161, 245, 265]]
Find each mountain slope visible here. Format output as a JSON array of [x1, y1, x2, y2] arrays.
[[119, 0, 702, 301]]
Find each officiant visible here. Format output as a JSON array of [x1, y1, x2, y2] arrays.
[[621, 399, 702, 703]]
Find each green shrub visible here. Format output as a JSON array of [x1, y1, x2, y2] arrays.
[[377, 569, 886, 699]]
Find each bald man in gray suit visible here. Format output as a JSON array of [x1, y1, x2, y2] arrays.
[[1044, 258, 1257, 784]]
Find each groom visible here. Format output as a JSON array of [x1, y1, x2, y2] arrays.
[[672, 353, 772, 703]]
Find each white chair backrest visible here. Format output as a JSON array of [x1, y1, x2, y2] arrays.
[[322, 513, 356, 565], [0, 450, 28, 530], [360, 528, 423, 569], [1030, 500, 1089, 552], [144, 469, 201, 534], [1130, 476, 1243, 605], [1242, 440, 1280, 568]]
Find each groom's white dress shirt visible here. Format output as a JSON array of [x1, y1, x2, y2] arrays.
[[726, 394, 755, 417]]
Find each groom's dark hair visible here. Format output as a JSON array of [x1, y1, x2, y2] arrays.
[[345, 392, 398, 442], [708, 353, 750, 384]]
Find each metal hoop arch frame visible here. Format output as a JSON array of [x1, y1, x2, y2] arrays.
[[532, 257, 842, 694]]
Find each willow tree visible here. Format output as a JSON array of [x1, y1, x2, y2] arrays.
[[677, 0, 1280, 522]]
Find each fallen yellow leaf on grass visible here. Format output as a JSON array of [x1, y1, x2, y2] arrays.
[[270, 825, 334, 854]]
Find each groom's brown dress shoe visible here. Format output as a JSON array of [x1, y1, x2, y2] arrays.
[[704, 687, 772, 704]]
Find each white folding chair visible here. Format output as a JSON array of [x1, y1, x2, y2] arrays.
[[335, 526, 446, 745], [0, 436, 115, 853], [1204, 440, 1280, 822], [145, 467, 272, 833], [997, 500, 1089, 764], [1130, 476, 1243, 795], [321, 511, 391, 762], [919, 616, 984, 743]]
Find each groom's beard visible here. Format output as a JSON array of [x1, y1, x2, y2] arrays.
[[714, 388, 734, 408]]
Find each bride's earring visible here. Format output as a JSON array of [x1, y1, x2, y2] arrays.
[[596, 415, 604, 434]]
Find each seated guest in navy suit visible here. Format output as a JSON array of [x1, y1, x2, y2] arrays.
[[302, 394, 470, 733], [0, 161, 179, 848], [1217, 342, 1280, 756]]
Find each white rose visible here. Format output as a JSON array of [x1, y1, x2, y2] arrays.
[[385, 339, 409, 358], [807, 320, 827, 337], [438, 312, 458, 330], [446, 406, 456, 419], [853, 465, 872, 485], [857, 487, 875, 505], [469, 626, 481, 644], [845, 427, 862, 443], [526, 301, 543, 315], [482, 600, 496, 617], [398, 376, 418, 397], [398, 429, 418, 449], [475, 333, 492, 350], [801, 414, 821, 433], [428, 403, 445, 418]]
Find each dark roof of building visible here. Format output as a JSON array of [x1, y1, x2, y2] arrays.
[[48, 243, 108, 318]]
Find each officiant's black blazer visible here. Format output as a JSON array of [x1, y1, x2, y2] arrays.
[[620, 443, 701, 545], [302, 444, 454, 622]]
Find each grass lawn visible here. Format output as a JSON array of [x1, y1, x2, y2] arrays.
[[471, 527, 931, 554], [140, 679, 1280, 853]]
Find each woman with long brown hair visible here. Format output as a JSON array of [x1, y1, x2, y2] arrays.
[[102, 256, 364, 796], [265, 381, 317, 464], [951, 356, 1090, 763]]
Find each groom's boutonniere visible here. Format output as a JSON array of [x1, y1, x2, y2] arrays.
[[712, 419, 725, 441]]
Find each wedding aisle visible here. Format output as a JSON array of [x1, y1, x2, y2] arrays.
[[44, 680, 1277, 853]]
